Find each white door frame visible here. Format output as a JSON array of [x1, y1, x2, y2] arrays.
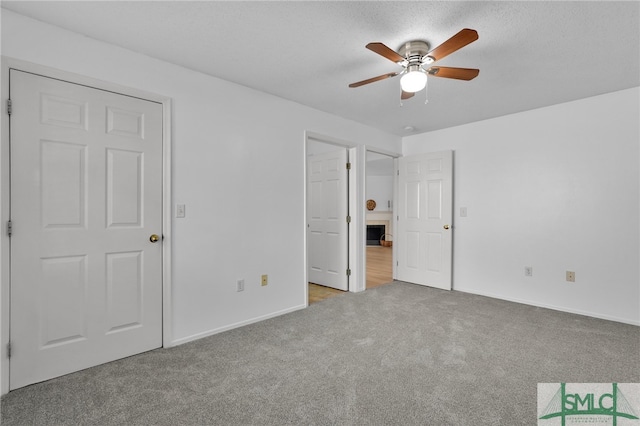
[[304, 131, 401, 300], [364, 148, 400, 284], [0, 57, 173, 395]]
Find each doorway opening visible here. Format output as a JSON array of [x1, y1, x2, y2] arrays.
[[304, 135, 401, 305], [365, 150, 395, 290]]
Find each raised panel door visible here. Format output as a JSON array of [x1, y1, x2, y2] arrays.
[[9, 70, 163, 389], [307, 149, 349, 291], [397, 151, 452, 290]]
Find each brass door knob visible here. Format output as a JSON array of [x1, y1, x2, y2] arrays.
[[149, 234, 160, 243], [443, 224, 450, 230]]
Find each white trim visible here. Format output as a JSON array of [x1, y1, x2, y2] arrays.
[[364, 149, 400, 285], [366, 146, 401, 159], [171, 304, 307, 347], [0, 57, 173, 394], [349, 146, 366, 293], [302, 132, 308, 307], [0, 58, 11, 396], [305, 131, 356, 149], [161, 93, 174, 348], [392, 157, 399, 279], [455, 287, 640, 327]]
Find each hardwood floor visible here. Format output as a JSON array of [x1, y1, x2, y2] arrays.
[[308, 245, 394, 304], [366, 245, 393, 289], [308, 283, 344, 304]]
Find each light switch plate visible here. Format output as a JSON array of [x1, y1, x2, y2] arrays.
[[176, 204, 186, 218]]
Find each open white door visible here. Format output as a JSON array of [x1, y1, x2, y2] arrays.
[[397, 151, 452, 290], [9, 70, 163, 389], [307, 149, 349, 291]]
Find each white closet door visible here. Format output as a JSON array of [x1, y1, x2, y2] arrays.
[[10, 70, 163, 389]]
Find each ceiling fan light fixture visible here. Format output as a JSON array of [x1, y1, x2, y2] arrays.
[[400, 67, 427, 93], [348, 29, 479, 100]]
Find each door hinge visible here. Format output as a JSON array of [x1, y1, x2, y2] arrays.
[[346, 269, 351, 276], [6, 342, 11, 359], [7, 99, 12, 116], [346, 215, 351, 224], [346, 162, 351, 170], [7, 220, 12, 237]]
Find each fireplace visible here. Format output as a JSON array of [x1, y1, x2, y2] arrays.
[[366, 212, 392, 247], [367, 224, 385, 245]]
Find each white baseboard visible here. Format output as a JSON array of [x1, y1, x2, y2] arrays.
[[454, 287, 640, 326], [169, 303, 308, 347]]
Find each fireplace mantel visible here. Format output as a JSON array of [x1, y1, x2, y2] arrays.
[[366, 211, 393, 221]]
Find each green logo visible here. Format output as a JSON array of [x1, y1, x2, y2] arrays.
[[539, 383, 639, 426]]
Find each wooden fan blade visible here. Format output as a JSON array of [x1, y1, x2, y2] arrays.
[[427, 66, 479, 81], [401, 91, 415, 100], [349, 72, 399, 88], [366, 42, 405, 63], [425, 29, 478, 62]]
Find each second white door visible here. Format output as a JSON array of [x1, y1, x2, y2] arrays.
[[9, 70, 163, 389], [397, 151, 453, 290], [307, 149, 349, 291]]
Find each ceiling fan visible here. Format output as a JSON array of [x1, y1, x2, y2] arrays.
[[349, 28, 479, 100]]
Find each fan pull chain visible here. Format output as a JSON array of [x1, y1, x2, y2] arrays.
[[424, 75, 429, 104]]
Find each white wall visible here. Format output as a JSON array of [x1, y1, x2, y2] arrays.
[[0, 8, 400, 357], [366, 154, 394, 211], [403, 88, 640, 325], [366, 176, 393, 212]]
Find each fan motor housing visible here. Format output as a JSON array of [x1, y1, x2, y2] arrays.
[[398, 40, 430, 61]]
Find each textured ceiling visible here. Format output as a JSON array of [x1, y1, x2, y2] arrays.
[[3, 1, 639, 136]]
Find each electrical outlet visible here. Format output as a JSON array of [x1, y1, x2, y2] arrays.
[[566, 271, 575, 282], [524, 266, 533, 277], [237, 279, 244, 292], [261, 275, 268, 286]]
